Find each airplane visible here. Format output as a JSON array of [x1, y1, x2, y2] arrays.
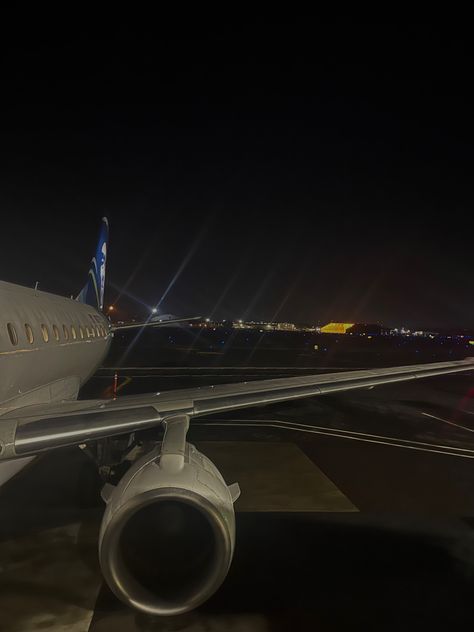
[[0, 217, 473, 616]]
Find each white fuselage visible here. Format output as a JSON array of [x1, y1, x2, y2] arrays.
[[0, 281, 111, 412]]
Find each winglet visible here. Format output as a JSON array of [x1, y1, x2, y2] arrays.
[[77, 217, 109, 311]]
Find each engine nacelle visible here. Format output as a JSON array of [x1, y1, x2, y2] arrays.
[[98, 429, 239, 617]]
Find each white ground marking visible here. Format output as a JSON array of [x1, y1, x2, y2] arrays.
[[99, 366, 367, 371], [94, 373, 315, 379], [200, 418, 474, 454], [421, 412, 474, 434], [197, 419, 474, 459]]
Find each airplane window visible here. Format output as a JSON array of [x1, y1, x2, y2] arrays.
[[90, 327, 96, 338], [25, 323, 34, 344], [96, 326, 101, 337], [71, 325, 77, 340], [52, 325, 60, 341], [79, 326, 85, 339], [41, 324, 49, 343], [7, 323, 18, 346], [63, 325, 69, 341]]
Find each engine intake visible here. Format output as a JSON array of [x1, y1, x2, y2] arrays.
[[98, 421, 239, 616]]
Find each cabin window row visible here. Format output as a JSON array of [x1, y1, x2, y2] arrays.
[[5, 321, 108, 346]]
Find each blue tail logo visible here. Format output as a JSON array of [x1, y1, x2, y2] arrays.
[[77, 217, 109, 311]]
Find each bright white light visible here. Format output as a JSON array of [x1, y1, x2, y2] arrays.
[[151, 308, 158, 314], [205, 317, 210, 322]]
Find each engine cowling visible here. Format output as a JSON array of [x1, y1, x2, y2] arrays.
[[98, 439, 239, 616]]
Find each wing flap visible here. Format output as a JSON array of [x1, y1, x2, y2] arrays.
[[15, 406, 160, 456]]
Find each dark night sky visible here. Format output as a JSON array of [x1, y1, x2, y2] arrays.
[[1, 24, 473, 329]]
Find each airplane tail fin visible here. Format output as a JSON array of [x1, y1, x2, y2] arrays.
[[77, 217, 109, 311]]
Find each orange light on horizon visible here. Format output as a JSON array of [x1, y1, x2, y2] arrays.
[[320, 322, 355, 334]]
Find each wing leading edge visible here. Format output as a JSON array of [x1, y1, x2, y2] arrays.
[[1, 358, 473, 460]]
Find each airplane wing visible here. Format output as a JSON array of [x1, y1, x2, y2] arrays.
[[1, 358, 473, 460], [111, 317, 201, 331]]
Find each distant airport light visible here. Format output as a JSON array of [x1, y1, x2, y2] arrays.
[[151, 308, 158, 314], [320, 322, 355, 334], [108, 305, 114, 312], [205, 318, 210, 322]]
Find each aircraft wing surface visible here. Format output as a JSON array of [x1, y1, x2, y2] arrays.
[[1, 358, 473, 460]]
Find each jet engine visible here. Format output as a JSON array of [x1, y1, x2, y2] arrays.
[[98, 416, 240, 616]]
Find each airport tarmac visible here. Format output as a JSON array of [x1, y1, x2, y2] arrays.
[[2, 365, 474, 630]]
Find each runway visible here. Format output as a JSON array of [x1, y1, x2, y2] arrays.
[[2, 364, 474, 629]]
